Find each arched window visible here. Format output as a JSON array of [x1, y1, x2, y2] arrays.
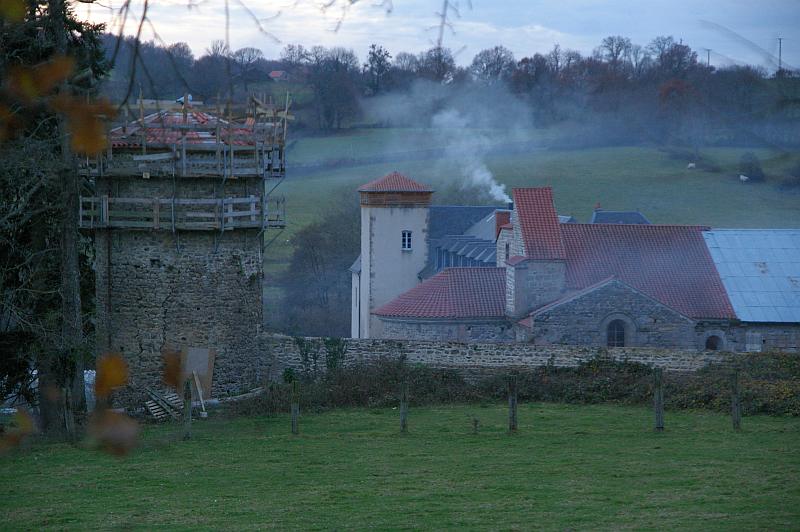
[[607, 319, 626, 347], [705, 335, 722, 351]]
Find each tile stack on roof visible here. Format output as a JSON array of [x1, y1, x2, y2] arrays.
[[513, 188, 566, 260], [560, 224, 735, 319], [358, 172, 433, 193], [374, 267, 506, 319], [495, 210, 511, 237], [109, 110, 255, 148]]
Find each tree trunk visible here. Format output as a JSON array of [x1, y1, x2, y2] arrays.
[[38, 0, 84, 436]]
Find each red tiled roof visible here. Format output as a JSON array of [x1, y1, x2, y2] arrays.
[[495, 210, 511, 238], [374, 267, 506, 319], [358, 172, 433, 193], [513, 188, 566, 260], [109, 110, 256, 148], [506, 255, 528, 266], [560, 224, 735, 319]]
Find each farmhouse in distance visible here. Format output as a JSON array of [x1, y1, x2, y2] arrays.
[[351, 172, 800, 352]]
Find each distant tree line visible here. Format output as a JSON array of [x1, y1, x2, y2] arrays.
[[101, 34, 798, 147]]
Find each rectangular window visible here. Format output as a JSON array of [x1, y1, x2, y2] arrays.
[[401, 230, 412, 250]]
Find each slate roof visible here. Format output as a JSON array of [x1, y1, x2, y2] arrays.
[[374, 267, 506, 319], [591, 210, 651, 224], [429, 206, 497, 240], [560, 224, 735, 319], [703, 230, 800, 323], [358, 172, 433, 193], [109, 110, 255, 149], [513, 188, 566, 260], [349, 255, 361, 274]]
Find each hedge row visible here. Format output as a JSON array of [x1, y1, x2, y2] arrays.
[[224, 352, 800, 417]]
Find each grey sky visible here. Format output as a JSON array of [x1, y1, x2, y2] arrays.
[[76, 0, 799, 69]]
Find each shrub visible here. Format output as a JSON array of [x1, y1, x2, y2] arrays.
[[739, 152, 765, 181], [221, 353, 800, 418]]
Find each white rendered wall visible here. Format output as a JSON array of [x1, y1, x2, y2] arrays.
[[350, 271, 360, 338], [359, 204, 429, 338]]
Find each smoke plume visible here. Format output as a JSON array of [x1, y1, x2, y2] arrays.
[[362, 80, 534, 204]]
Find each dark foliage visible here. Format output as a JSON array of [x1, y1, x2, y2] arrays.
[[223, 352, 800, 418]]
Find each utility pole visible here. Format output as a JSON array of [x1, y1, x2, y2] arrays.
[[777, 37, 783, 72], [703, 48, 711, 68]]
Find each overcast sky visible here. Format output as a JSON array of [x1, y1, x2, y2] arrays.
[[76, 0, 799, 70]]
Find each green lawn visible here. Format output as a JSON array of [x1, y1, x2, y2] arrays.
[[2, 403, 799, 529]]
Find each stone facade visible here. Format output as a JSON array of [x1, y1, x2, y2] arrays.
[[94, 175, 265, 405], [529, 280, 697, 348], [380, 318, 514, 342], [694, 321, 800, 353], [506, 259, 567, 317], [265, 334, 751, 378]]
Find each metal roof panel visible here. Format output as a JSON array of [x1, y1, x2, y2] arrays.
[[704, 229, 800, 323]]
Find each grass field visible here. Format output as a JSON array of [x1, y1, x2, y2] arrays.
[[2, 403, 799, 529]]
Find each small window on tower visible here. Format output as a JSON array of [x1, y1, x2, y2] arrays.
[[402, 230, 412, 251]]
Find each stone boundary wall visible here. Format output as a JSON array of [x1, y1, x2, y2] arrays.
[[262, 334, 745, 378]]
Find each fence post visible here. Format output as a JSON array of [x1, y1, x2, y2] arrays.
[[291, 380, 300, 435], [399, 381, 409, 434], [182, 378, 192, 441], [508, 372, 518, 433], [653, 367, 664, 432], [731, 369, 741, 431]]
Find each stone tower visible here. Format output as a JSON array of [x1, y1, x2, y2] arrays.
[[352, 172, 432, 338], [79, 98, 287, 404]]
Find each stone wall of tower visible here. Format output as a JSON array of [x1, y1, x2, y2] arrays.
[[93, 175, 265, 407]]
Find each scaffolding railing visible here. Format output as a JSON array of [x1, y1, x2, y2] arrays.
[[79, 194, 286, 231]]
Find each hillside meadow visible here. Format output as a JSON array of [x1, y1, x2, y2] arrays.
[[264, 131, 800, 272]]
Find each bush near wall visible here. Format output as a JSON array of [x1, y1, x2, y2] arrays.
[[223, 352, 800, 418]]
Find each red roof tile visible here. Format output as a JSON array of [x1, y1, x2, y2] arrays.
[[513, 188, 566, 260], [560, 224, 735, 319], [358, 172, 433, 193], [109, 110, 256, 149], [374, 267, 506, 319]]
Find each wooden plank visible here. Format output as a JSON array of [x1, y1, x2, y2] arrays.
[[508, 373, 518, 433], [653, 368, 665, 432], [291, 380, 300, 435], [101, 195, 109, 225], [183, 211, 220, 219], [731, 369, 741, 431], [132, 152, 175, 162], [192, 371, 206, 412], [182, 379, 192, 441], [145, 387, 180, 420], [399, 382, 408, 433]]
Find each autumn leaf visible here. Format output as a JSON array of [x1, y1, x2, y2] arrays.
[[52, 95, 116, 156], [95, 353, 129, 399], [0, 0, 25, 22], [87, 410, 139, 457], [0, 410, 36, 454], [7, 56, 75, 100], [162, 348, 183, 391], [70, 113, 107, 155]]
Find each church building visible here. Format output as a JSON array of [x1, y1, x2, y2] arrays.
[[350, 172, 800, 352]]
